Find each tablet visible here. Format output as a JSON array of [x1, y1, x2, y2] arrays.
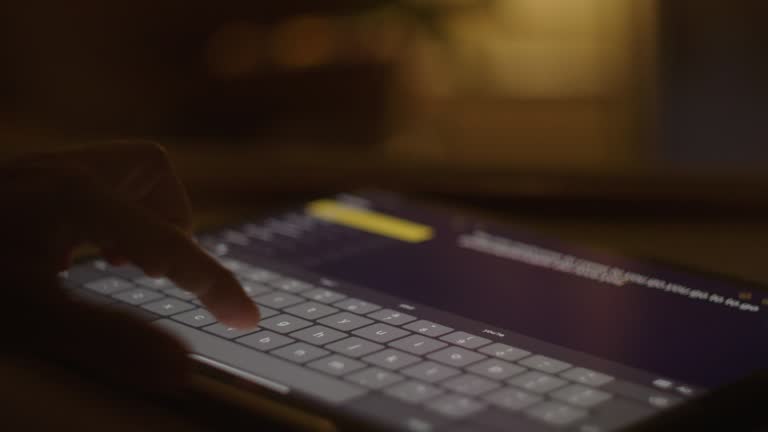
[[61, 191, 767, 431]]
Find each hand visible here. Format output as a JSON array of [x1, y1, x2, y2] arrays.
[[0, 141, 260, 393]]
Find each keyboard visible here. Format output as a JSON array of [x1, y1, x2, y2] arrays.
[[60, 255, 684, 432]]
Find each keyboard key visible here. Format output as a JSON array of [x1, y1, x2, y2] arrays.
[[112, 288, 164, 305], [440, 332, 492, 349], [364, 349, 421, 370], [551, 384, 613, 408], [259, 314, 312, 334], [519, 355, 572, 374], [84, 277, 134, 295], [70, 289, 116, 305], [333, 298, 381, 315], [602, 379, 683, 409], [478, 343, 531, 362], [255, 305, 279, 319], [271, 342, 329, 364], [560, 367, 614, 387], [240, 281, 273, 297], [347, 395, 450, 432], [353, 323, 410, 343], [284, 302, 338, 320], [526, 401, 587, 426], [509, 371, 567, 394], [238, 330, 294, 351], [241, 267, 279, 283], [270, 278, 314, 293], [142, 298, 195, 316], [389, 335, 447, 355], [106, 303, 158, 321], [204, 323, 258, 339], [318, 312, 373, 331], [308, 355, 365, 376], [466, 409, 550, 432], [367, 308, 417, 326], [60, 264, 105, 286], [222, 229, 250, 245], [156, 319, 367, 404], [221, 258, 278, 283], [164, 288, 197, 301], [427, 394, 486, 418], [92, 260, 144, 279], [135, 276, 176, 291], [290, 325, 346, 345], [428, 346, 487, 368], [442, 374, 500, 396], [402, 361, 461, 383], [575, 398, 654, 432], [346, 367, 403, 390], [326, 337, 384, 358], [404, 320, 453, 337], [385, 381, 444, 404], [302, 288, 347, 304], [253, 292, 304, 309], [91, 259, 110, 271], [219, 258, 250, 273], [172, 308, 217, 327], [467, 359, 526, 381], [483, 387, 542, 411]]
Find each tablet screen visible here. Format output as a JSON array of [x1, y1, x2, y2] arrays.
[[225, 193, 768, 390]]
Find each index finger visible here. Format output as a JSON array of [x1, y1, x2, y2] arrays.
[[50, 168, 261, 328], [46, 141, 193, 232]]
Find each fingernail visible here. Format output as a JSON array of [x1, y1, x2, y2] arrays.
[[220, 298, 261, 329]]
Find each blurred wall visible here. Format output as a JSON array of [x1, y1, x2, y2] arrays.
[[0, 0, 393, 143], [658, 1, 768, 167]]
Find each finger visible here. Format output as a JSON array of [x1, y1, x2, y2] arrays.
[[102, 140, 192, 233], [18, 141, 192, 232], [59, 174, 260, 328], [4, 147, 259, 328], [102, 247, 129, 267]]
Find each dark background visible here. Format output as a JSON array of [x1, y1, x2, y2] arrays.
[[1, 1, 768, 429]]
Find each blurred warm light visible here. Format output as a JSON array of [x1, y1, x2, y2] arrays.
[[349, 14, 408, 63], [271, 15, 338, 68], [421, 0, 631, 98], [387, 0, 647, 169]]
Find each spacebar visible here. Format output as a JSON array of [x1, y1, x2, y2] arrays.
[[155, 319, 368, 404]]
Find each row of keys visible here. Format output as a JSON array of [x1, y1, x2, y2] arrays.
[[209, 260, 628, 428], [216, 262, 612, 376], [93, 289, 619, 423], [79, 262, 618, 391], [216, 325, 614, 426], [207, 231, 680, 430], [222, 326, 604, 426], [67, 258, 627, 428], [75, 261, 617, 383]]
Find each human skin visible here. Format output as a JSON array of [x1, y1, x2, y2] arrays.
[[0, 141, 260, 393]]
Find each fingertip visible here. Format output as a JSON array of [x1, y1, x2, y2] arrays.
[[218, 298, 262, 329], [200, 288, 261, 330]]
